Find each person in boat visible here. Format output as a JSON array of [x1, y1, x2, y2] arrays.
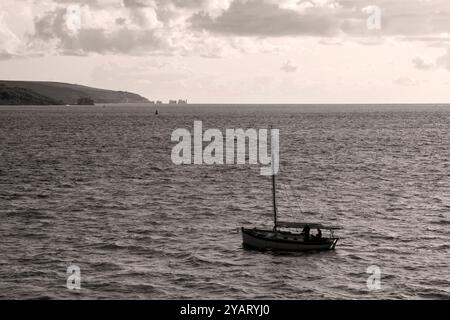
[[302, 224, 310, 241], [317, 228, 322, 240]]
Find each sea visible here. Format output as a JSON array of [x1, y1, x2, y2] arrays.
[[0, 104, 449, 299]]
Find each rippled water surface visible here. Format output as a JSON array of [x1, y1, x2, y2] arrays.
[[0, 104, 449, 299]]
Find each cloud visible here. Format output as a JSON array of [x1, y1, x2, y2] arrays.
[[435, 49, 450, 71], [394, 77, 419, 86], [0, 12, 23, 58], [413, 49, 450, 72], [413, 57, 435, 70], [281, 60, 298, 73], [190, 0, 343, 37], [2, 0, 450, 60], [190, 0, 450, 38], [0, 51, 13, 60], [30, 5, 170, 55]]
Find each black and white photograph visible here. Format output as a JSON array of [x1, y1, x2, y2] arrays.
[[0, 0, 449, 307]]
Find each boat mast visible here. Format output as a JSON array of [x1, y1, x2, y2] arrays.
[[271, 130, 277, 232], [272, 173, 277, 232]]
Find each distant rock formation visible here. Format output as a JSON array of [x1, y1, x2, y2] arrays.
[[168, 99, 188, 104], [0, 81, 149, 105]]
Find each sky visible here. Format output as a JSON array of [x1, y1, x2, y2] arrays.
[[1, 0, 450, 103]]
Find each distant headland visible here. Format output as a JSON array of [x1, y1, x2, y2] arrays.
[[0, 81, 149, 105]]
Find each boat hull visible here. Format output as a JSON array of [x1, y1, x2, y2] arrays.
[[242, 228, 338, 251]]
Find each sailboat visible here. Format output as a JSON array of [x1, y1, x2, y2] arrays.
[[241, 146, 341, 251]]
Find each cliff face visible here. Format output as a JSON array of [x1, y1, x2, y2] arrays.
[[0, 81, 149, 105]]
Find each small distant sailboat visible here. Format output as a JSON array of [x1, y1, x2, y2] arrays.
[[241, 142, 341, 252]]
